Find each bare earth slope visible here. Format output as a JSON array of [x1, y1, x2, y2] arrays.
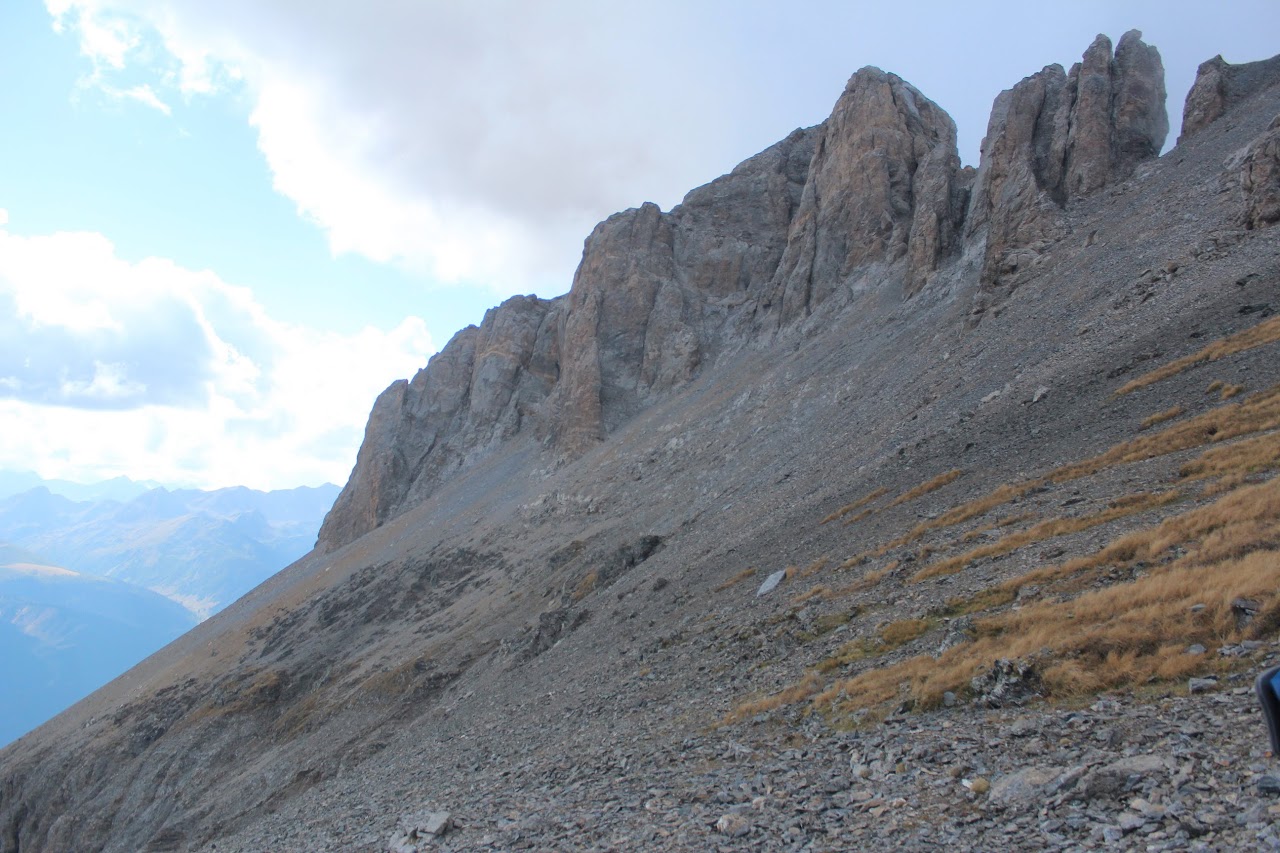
[[3, 33, 1280, 853]]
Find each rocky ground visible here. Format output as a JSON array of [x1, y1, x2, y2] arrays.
[[210, 653, 1280, 852]]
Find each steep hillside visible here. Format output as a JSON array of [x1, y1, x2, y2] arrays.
[[3, 33, 1280, 852]]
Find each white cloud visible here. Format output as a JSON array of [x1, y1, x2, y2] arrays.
[[110, 82, 171, 114], [0, 223, 434, 489], [42, 0, 739, 296]]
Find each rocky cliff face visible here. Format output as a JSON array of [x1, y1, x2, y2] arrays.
[[319, 33, 1170, 553], [964, 31, 1167, 318], [1181, 52, 1280, 142]]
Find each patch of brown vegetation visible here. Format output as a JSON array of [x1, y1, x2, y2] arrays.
[[571, 569, 598, 602], [1049, 385, 1280, 484], [1115, 314, 1280, 395], [887, 469, 963, 508], [821, 487, 889, 524], [911, 491, 1181, 582], [721, 671, 822, 724], [1140, 405, 1184, 430], [742, 474, 1280, 725], [714, 567, 757, 592]]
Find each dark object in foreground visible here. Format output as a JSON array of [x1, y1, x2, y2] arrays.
[[1256, 665, 1280, 754]]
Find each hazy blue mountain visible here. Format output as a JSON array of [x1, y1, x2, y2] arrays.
[[0, 471, 160, 503], [0, 480, 340, 620], [0, 548, 196, 747]]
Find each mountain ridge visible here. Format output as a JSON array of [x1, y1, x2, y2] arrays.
[[317, 31, 1171, 555], [3, 32, 1280, 852]]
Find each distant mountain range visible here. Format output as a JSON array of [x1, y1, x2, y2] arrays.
[[0, 470, 161, 503], [0, 474, 339, 747], [0, 478, 340, 619]]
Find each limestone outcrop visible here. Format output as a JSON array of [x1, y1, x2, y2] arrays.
[[1240, 114, 1280, 230], [1181, 54, 1280, 142], [965, 31, 1167, 316], [319, 33, 1172, 552]]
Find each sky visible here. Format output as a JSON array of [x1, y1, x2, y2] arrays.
[[1, 0, 1277, 491]]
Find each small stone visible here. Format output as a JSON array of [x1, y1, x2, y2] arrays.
[[715, 813, 751, 838], [1118, 811, 1146, 832], [943, 691, 957, 707], [1258, 775, 1280, 796], [1187, 644, 1207, 655], [1190, 603, 1206, 613], [756, 570, 786, 597], [1189, 676, 1218, 694]]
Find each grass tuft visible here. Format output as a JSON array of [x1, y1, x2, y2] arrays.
[[714, 567, 756, 593], [888, 470, 963, 508], [910, 491, 1181, 582], [1115, 315, 1280, 395], [821, 488, 889, 524], [1140, 405, 1184, 430]]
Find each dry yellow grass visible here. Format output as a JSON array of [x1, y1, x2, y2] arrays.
[[1115, 314, 1280, 395], [875, 480, 1042, 556], [820, 545, 1278, 715], [794, 557, 829, 580], [821, 487, 889, 524], [571, 569, 598, 602], [721, 672, 822, 724], [840, 507, 876, 527], [910, 491, 1181, 582], [1220, 383, 1245, 400], [1140, 405, 1184, 430], [960, 521, 998, 544], [887, 469, 963, 508], [854, 388, 1278, 565], [815, 616, 934, 674], [737, 474, 1280, 724], [1180, 430, 1280, 481], [824, 560, 898, 598], [938, 587, 1018, 617], [792, 585, 830, 605], [1049, 385, 1280, 484], [880, 618, 933, 646], [714, 567, 756, 592]]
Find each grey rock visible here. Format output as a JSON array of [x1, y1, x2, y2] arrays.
[[1076, 755, 1169, 800], [971, 659, 1042, 707], [715, 812, 751, 837], [937, 616, 975, 654], [1181, 53, 1280, 142], [756, 570, 787, 597], [988, 765, 1069, 807], [1189, 676, 1219, 694], [388, 810, 453, 852]]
